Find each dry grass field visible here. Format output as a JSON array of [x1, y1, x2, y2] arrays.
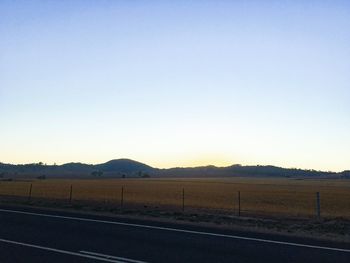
[[0, 177, 349, 219]]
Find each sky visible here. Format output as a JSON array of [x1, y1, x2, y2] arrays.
[[1, 0, 349, 171]]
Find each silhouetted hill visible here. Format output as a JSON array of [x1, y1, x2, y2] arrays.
[[0, 159, 344, 179], [340, 170, 350, 179], [95, 159, 153, 173], [0, 159, 153, 178], [60, 162, 92, 172], [156, 164, 336, 178]]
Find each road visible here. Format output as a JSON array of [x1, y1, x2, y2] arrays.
[[0, 205, 349, 263]]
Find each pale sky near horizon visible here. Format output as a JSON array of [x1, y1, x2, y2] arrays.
[[1, 1, 349, 171]]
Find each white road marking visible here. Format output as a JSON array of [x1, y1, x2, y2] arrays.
[[0, 238, 132, 263], [0, 208, 349, 253], [80, 251, 148, 263]]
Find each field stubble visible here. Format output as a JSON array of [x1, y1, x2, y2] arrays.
[[0, 177, 349, 219]]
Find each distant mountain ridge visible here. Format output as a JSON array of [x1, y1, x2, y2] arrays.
[[0, 159, 347, 179]]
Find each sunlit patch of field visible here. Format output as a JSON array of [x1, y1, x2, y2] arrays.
[[0, 177, 349, 218]]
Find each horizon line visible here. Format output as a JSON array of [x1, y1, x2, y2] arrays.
[[1, 158, 346, 173]]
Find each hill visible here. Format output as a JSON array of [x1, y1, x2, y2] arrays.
[[95, 159, 153, 173], [0, 159, 153, 178], [156, 164, 336, 178], [0, 159, 343, 179]]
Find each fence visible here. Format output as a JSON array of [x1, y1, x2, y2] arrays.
[[0, 179, 349, 219]]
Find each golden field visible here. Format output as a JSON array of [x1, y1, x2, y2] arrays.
[[0, 177, 349, 218]]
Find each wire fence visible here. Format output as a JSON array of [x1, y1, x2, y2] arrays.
[[0, 179, 349, 219]]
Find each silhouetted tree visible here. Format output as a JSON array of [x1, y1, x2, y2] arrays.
[[91, 170, 103, 177]]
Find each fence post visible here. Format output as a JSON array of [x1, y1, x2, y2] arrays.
[[69, 185, 73, 203], [120, 186, 124, 210], [182, 188, 185, 212], [28, 183, 33, 202], [238, 191, 241, 217], [316, 192, 321, 219]]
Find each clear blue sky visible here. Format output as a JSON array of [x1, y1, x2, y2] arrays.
[[1, 1, 349, 171]]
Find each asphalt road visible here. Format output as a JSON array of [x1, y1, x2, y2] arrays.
[[0, 205, 349, 263]]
